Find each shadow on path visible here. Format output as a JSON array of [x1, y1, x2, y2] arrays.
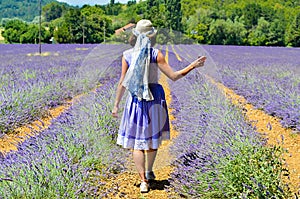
[[135, 179, 171, 191]]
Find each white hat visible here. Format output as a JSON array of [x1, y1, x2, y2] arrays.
[[133, 19, 157, 37]]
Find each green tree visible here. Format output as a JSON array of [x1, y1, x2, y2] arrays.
[[225, 5, 243, 21], [52, 5, 113, 43], [2, 19, 28, 43], [127, 0, 137, 7], [3, 19, 51, 43], [147, 0, 160, 9], [84, 15, 112, 43], [151, 4, 167, 28], [19, 24, 51, 44], [181, 0, 205, 18], [267, 18, 285, 46], [247, 17, 270, 46], [20, 24, 39, 43], [54, 21, 72, 43], [285, 10, 300, 47], [113, 1, 145, 27], [242, 3, 262, 29], [104, 2, 123, 15], [224, 17, 247, 45], [81, 6, 113, 43], [81, 5, 104, 16], [166, 0, 183, 31], [185, 8, 215, 43], [189, 23, 209, 43], [0, 0, 55, 22], [208, 17, 246, 45], [64, 8, 83, 43], [265, 5, 286, 46], [208, 19, 227, 45], [143, 0, 166, 28], [43, 2, 66, 22]]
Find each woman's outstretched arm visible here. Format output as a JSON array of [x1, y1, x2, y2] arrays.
[[112, 56, 128, 118], [156, 50, 206, 81]]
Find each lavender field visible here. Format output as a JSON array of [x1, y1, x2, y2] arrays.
[[0, 44, 128, 134], [0, 44, 298, 198], [202, 45, 300, 132]]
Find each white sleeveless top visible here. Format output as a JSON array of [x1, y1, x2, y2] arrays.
[[123, 47, 159, 84]]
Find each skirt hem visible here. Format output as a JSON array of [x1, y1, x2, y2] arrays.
[[116, 131, 170, 150]]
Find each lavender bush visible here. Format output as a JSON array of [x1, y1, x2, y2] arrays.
[[0, 44, 128, 134], [167, 45, 292, 198], [0, 43, 296, 198], [201, 45, 300, 132], [0, 55, 127, 198]]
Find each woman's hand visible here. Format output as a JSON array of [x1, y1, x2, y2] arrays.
[[112, 106, 119, 118], [192, 56, 207, 68]]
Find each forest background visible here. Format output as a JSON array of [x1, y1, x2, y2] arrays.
[[0, 0, 299, 47]]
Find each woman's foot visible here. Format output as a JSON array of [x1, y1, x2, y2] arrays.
[[140, 181, 149, 193], [146, 171, 156, 181]]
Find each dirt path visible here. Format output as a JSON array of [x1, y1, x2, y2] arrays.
[[102, 47, 180, 199], [0, 105, 70, 153], [211, 78, 300, 194], [102, 75, 178, 199], [0, 92, 84, 154]]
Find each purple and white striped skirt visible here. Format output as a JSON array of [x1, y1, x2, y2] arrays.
[[117, 84, 170, 150]]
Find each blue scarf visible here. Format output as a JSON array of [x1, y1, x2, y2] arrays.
[[122, 28, 156, 101]]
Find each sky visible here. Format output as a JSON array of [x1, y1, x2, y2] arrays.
[[57, 0, 130, 6]]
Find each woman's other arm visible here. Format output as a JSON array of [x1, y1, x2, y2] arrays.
[[112, 56, 128, 118], [156, 50, 206, 81]]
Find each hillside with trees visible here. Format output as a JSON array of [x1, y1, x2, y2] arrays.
[[0, 0, 58, 22], [181, 0, 300, 46], [1, 0, 299, 46]]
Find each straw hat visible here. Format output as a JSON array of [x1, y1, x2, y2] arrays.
[[133, 19, 157, 37]]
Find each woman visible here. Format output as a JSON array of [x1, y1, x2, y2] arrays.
[[112, 19, 206, 193]]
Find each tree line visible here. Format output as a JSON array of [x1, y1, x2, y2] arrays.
[[1, 0, 299, 46], [182, 0, 299, 47], [0, 0, 54, 22]]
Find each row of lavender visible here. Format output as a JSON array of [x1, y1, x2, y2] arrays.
[[198, 45, 300, 132], [0, 44, 295, 198], [0, 44, 128, 134], [167, 46, 293, 198], [0, 57, 129, 198]]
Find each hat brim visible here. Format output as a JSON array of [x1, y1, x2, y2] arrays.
[[132, 28, 157, 38], [148, 29, 157, 38]]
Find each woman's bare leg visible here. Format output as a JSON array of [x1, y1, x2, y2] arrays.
[[132, 150, 147, 182], [146, 149, 157, 173]]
